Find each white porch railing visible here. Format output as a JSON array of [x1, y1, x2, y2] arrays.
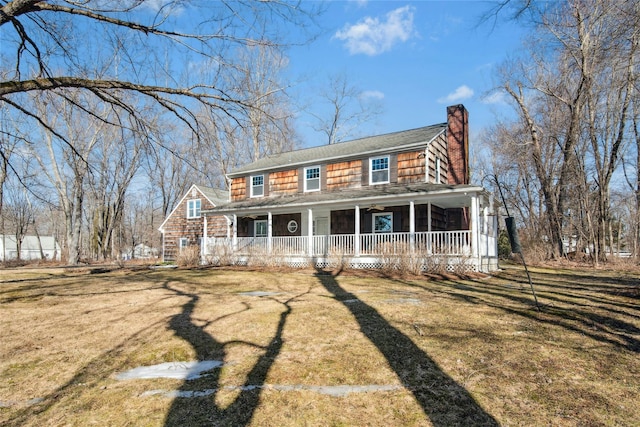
[[205, 231, 479, 258]]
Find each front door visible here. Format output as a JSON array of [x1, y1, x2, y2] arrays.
[[313, 217, 329, 236], [313, 217, 329, 255]]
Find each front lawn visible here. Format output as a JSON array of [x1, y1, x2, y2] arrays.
[[1, 264, 638, 426]]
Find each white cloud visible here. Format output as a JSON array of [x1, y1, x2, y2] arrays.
[[437, 85, 474, 104], [482, 91, 507, 105], [140, 0, 184, 15], [360, 90, 385, 100], [334, 6, 416, 56]]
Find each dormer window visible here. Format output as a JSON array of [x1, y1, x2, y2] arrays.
[[187, 199, 201, 218], [370, 156, 389, 185], [251, 175, 264, 197], [304, 166, 320, 192]]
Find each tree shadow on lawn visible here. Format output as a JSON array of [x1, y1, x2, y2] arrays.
[[397, 271, 640, 353], [163, 282, 304, 427], [314, 269, 499, 427]]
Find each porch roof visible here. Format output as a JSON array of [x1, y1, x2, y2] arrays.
[[204, 182, 487, 216]]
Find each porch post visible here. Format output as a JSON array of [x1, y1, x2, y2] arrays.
[[427, 202, 432, 253], [307, 208, 313, 257], [267, 211, 273, 253], [232, 214, 238, 251], [354, 205, 360, 256], [470, 194, 479, 259], [202, 214, 208, 258], [409, 200, 415, 252]]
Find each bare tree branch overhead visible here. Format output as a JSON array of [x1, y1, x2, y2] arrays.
[[0, 0, 321, 263]]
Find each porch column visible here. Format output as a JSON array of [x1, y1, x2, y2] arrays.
[[202, 214, 208, 258], [225, 216, 232, 239], [409, 200, 415, 252], [232, 214, 238, 251], [427, 202, 432, 253], [354, 205, 360, 256], [470, 194, 479, 259], [267, 211, 273, 253], [307, 208, 314, 257]]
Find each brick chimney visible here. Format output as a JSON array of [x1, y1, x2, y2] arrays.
[[446, 104, 469, 185]]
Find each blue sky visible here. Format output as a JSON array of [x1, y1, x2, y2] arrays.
[[287, 1, 527, 148]]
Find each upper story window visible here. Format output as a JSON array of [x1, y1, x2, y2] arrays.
[[187, 199, 201, 218], [435, 157, 442, 184], [304, 166, 320, 192], [373, 212, 393, 233], [370, 156, 389, 185], [251, 175, 264, 197]]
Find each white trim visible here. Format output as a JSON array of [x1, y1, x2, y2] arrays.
[[372, 212, 393, 233], [250, 174, 265, 198], [369, 155, 390, 185], [254, 219, 268, 237], [158, 184, 220, 232], [304, 165, 321, 192], [186, 199, 201, 219]]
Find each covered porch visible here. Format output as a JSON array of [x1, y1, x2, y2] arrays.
[[202, 184, 498, 272]]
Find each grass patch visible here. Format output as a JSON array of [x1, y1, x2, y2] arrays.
[[0, 264, 638, 426]]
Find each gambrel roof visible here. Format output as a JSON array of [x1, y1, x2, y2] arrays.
[[228, 123, 447, 177]]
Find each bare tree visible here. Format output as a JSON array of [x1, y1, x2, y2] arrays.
[[489, 0, 639, 261], [28, 92, 107, 264], [1, 1, 321, 264], [310, 72, 383, 145], [88, 120, 145, 260]]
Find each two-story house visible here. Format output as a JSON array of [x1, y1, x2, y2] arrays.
[[202, 104, 498, 272]]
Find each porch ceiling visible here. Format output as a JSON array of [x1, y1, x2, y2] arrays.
[[205, 183, 488, 216]]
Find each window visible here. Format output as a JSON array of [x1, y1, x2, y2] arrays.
[[251, 175, 264, 197], [287, 220, 298, 233], [373, 213, 393, 233], [187, 199, 201, 218], [370, 156, 389, 184], [254, 220, 268, 237], [179, 238, 188, 250], [435, 157, 442, 184], [304, 166, 320, 192]]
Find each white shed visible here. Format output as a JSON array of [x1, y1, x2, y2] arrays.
[[0, 235, 61, 261]]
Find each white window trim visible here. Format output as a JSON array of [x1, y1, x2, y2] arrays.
[[254, 219, 268, 237], [369, 156, 390, 185], [435, 157, 442, 184], [250, 175, 264, 198], [373, 212, 393, 233], [179, 238, 188, 250], [187, 199, 201, 219], [304, 166, 321, 192]]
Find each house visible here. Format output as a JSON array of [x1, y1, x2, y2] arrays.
[[0, 235, 61, 261], [158, 184, 228, 262], [204, 104, 499, 272]]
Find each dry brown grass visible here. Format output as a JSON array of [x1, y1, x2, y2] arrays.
[[0, 263, 638, 426]]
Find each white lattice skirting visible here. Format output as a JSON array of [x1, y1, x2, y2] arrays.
[[202, 255, 498, 273]]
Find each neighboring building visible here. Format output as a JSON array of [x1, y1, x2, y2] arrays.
[[0, 235, 61, 261], [158, 184, 228, 262], [203, 105, 499, 272], [122, 244, 160, 260]]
